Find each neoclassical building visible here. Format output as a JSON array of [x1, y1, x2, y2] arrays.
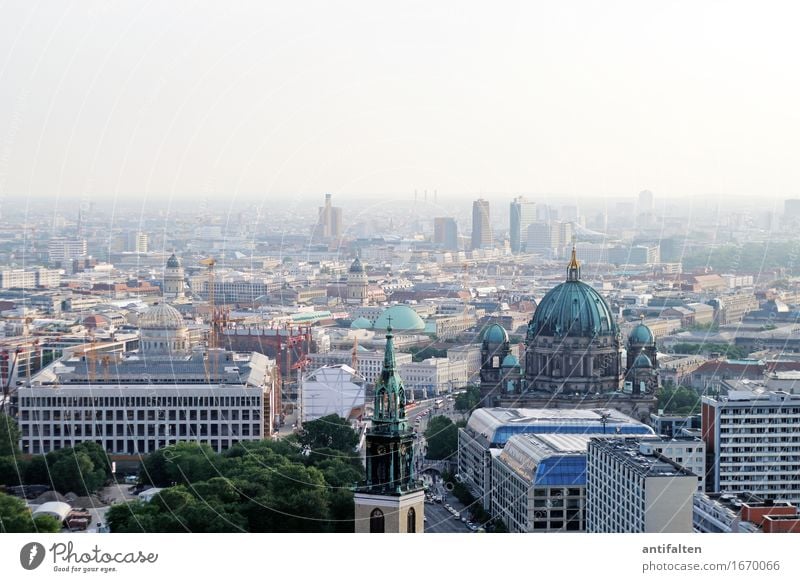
[[346, 256, 369, 305], [162, 253, 186, 300], [493, 249, 658, 421]]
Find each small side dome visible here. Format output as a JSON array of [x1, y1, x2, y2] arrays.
[[350, 316, 372, 330], [628, 322, 655, 346], [349, 256, 365, 274], [166, 253, 181, 269], [501, 354, 520, 368], [482, 324, 509, 344], [632, 352, 653, 368]]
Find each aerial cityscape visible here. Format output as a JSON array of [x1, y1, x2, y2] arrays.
[[1, 190, 799, 534], [2, 3, 800, 552]]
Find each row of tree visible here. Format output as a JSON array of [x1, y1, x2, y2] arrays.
[[0, 413, 112, 496], [108, 415, 362, 533]]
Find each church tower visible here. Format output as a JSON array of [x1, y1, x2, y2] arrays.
[[354, 322, 425, 533], [163, 253, 185, 300], [346, 255, 369, 305]]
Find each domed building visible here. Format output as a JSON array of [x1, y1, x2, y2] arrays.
[[523, 248, 623, 395], [163, 253, 186, 300], [346, 256, 369, 306], [496, 248, 657, 420], [138, 302, 190, 355], [373, 305, 426, 333]]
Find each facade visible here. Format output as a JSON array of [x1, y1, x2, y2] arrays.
[[301, 364, 365, 422], [586, 438, 698, 533], [354, 324, 424, 533], [702, 389, 800, 503], [471, 199, 492, 250], [490, 434, 593, 532], [399, 357, 467, 398], [15, 302, 278, 457], [433, 217, 458, 250], [0, 268, 61, 289], [708, 293, 759, 325], [458, 407, 654, 510], [309, 349, 412, 386], [509, 196, 536, 254], [693, 492, 800, 533], [478, 324, 522, 406], [48, 238, 87, 266]]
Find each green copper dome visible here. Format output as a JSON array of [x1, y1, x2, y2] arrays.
[[501, 353, 520, 368], [632, 352, 653, 368], [482, 323, 509, 344], [166, 253, 181, 269], [528, 250, 617, 338], [373, 305, 426, 332], [350, 316, 372, 329], [628, 322, 655, 346]]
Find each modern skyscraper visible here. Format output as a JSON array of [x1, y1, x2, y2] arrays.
[[509, 196, 536, 253], [314, 193, 343, 242], [471, 199, 492, 250], [354, 324, 424, 533], [433, 217, 458, 250]]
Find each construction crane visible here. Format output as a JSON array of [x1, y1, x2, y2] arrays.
[[351, 335, 359, 370]]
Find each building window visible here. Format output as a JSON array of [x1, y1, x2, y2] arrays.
[[407, 508, 416, 533], [370, 508, 385, 533]]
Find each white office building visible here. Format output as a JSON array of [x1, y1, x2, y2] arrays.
[[702, 389, 800, 503], [587, 438, 698, 533], [15, 302, 278, 457]]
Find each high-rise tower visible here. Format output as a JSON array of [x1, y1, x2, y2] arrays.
[[471, 199, 492, 250], [354, 323, 424, 533], [509, 196, 536, 253]]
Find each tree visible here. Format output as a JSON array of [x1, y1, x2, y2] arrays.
[[455, 385, 481, 412], [0, 492, 60, 533], [658, 385, 701, 415], [49, 451, 99, 495], [424, 416, 458, 460], [140, 442, 221, 487], [298, 415, 359, 453], [0, 413, 21, 457], [0, 455, 27, 487]]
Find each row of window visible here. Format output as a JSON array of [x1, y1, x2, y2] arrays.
[[21, 409, 259, 421], [18, 395, 261, 407]]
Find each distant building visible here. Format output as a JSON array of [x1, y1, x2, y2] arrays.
[[586, 438, 697, 533], [433, 217, 459, 251], [0, 268, 61, 289], [48, 238, 87, 266], [471, 199, 492, 250], [162, 254, 185, 300], [346, 256, 369, 305], [509, 196, 536, 254], [313, 193, 343, 242]]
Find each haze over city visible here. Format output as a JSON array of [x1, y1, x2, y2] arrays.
[[2, 1, 800, 202]]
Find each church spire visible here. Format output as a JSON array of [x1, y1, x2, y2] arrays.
[[372, 316, 407, 432]]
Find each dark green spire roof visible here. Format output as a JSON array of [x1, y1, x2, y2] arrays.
[[372, 319, 408, 434]]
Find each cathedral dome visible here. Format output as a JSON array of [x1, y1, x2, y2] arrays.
[[527, 248, 617, 338], [628, 322, 655, 346], [139, 302, 185, 330], [482, 324, 508, 344], [373, 305, 426, 332]]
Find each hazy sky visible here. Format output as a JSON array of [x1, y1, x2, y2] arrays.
[[1, 1, 799, 203]]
